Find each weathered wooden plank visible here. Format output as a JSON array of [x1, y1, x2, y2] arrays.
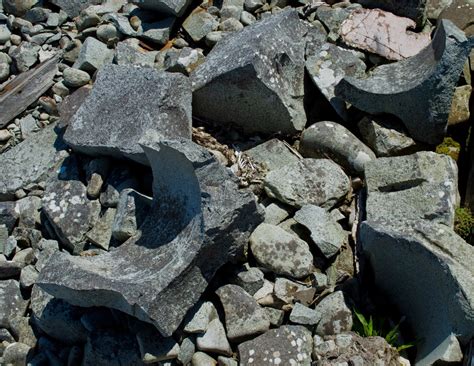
[[0, 56, 59, 128]]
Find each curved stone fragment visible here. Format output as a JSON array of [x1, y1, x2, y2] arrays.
[[191, 9, 307, 134], [335, 20, 471, 145], [64, 65, 192, 165], [37, 139, 263, 337]]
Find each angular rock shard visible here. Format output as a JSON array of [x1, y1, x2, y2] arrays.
[[191, 9, 307, 134], [131, 0, 192, 17], [335, 20, 471, 145], [37, 139, 263, 337], [64, 65, 192, 165], [361, 151, 474, 363]]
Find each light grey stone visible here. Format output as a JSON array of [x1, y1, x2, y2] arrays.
[[72, 37, 113, 73], [250, 223, 314, 279], [238, 325, 312, 366], [132, 0, 193, 17], [0, 24, 11, 44], [0, 62, 10, 82], [274, 277, 311, 305], [19, 115, 37, 139], [0, 125, 68, 201], [216, 284, 270, 342], [365, 152, 459, 227], [219, 18, 243, 32], [64, 64, 193, 165], [191, 9, 307, 134], [183, 9, 219, 42], [290, 302, 321, 325], [63, 67, 90, 88], [264, 202, 290, 225], [265, 307, 284, 327], [178, 337, 195, 365], [141, 17, 175, 45], [0, 279, 28, 328], [114, 41, 156, 67], [264, 158, 351, 209], [192, 352, 217, 366], [11, 42, 40, 73], [196, 318, 232, 356], [42, 179, 100, 254], [37, 140, 263, 337], [358, 116, 420, 157], [300, 121, 375, 175], [217, 356, 238, 366], [97, 23, 118, 43], [306, 43, 366, 119], [184, 301, 218, 334], [103, 12, 137, 37], [420, 333, 463, 365], [294, 204, 346, 259], [9, 316, 36, 347], [335, 20, 471, 145], [316, 5, 353, 41], [2, 342, 32, 366], [245, 138, 300, 172], [314, 291, 353, 336], [240, 10, 256, 25], [20, 264, 38, 289]]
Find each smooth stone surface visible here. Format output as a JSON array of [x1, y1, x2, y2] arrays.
[[192, 352, 217, 366], [38, 140, 263, 337], [300, 121, 375, 175], [72, 37, 114, 73], [216, 284, 270, 342], [245, 139, 300, 172], [42, 179, 100, 254], [306, 43, 366, 119], [264, 159, 351, 209], [250, 223, 314, 279], [192, 9, 307, 134], [50, 0, 102, 17], [132, 0, 193, 17], [335, 20, 471, 145], [263, 202, 290, 225], [0, 124, 68, 201], [358, 116, 420, 157], [64, 64, 192, 165], [183, 8, 219, 42], [184, 301, 218, 334], [238, 325, 313, 366], [294, 204, 346, 259], [290, 303, 321, 326], [364, 151, 459, 227], [2, 342, 32, 365], [63, 67, 91, 88]]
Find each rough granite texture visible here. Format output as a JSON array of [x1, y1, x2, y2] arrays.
[[335, 20, 471, 145], [64, 65, 192, 165], [37, 139, 263, 337], [191, 9, 308, 134]]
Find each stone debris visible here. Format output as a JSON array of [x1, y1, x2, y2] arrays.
[[336, 19, 471, 145], [0, 1, 471, 365]]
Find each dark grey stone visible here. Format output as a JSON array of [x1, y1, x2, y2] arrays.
[[216, 284, 270, 342], [64, 64, 192, 165], [50, 0, 102, 18], [191, 9, 307, 134], [335, 20, 472, 145], [0, 202, 18, 233], [0, 279, 28, 328], [131, 0, 193, 17], [300, 121, 375, 175], [238, 325, 312, 365], [355, 0, 427, 26], [245, 138, 300, 172], [37, 139, 263, 337], [0, 124, 68, 201]]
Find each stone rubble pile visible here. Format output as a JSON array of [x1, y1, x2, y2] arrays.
[[0, 0, 473, 365]]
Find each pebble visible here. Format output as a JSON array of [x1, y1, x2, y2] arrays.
[[63, 67, 91, 88]]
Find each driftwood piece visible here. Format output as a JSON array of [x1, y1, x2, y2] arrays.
[[0, 56, 59, 128]]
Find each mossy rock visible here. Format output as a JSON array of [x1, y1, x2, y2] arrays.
[[454, 207, 474, 243], [436, 137, 461, 161]]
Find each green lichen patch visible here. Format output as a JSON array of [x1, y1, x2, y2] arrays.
[[435, 137, 461, 161], [454, 207, 474, 243]]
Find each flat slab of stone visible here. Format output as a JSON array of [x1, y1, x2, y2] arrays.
[[191, 9, 307, 134], [0, 125, 68, 201], [364, 151, 459, 227], [250, 223, 314, 279], [299, 121, 375, 175], [51, 0, 102, 17], [264, 158, 351, 209], [0, 280, 28, 329], [216, 284, 270, 342], [238, 325, 313, 366], [245, 139, 300, 172], [335, 20, 471, 145], [38, 139, 262, 337], [64, 65, 192, 165]]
